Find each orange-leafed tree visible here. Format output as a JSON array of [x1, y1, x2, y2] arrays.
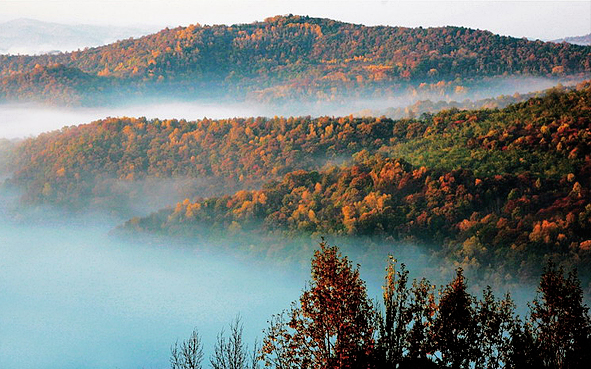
[[261, 240, 375, 368]]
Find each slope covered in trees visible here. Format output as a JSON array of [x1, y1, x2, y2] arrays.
[[1, 15, 590, 104], [0, 63, 113, 105], [124, 152, 591, 281], [115, 83, 591, 281], [3, 83, 591, 280], [5, 114, 398, 210], [6, 83, 590, 210]]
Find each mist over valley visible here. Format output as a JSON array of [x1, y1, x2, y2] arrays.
[[1, 10, 591, 369], [0, 189, 542, 369]]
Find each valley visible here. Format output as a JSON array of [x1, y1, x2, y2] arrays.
[[0, 10, 590, 369]]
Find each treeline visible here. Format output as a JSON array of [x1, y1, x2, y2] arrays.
[[354, 89, 541, 120], [1, 15, 590, 104], [4, 83, 591, 280], [383, 83, 591, 177], [7, 82, 591, 209], [6, 114, 396, 209], [115, 84, 591, 281], [0, 63, 115, 105], [172, 241, 591, 369], [124, 151, 591, 282]]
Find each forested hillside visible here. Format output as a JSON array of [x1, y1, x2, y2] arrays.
[[3, 83, 590, 282], [6, 82, 589, 205], [6, 114, 398, 210], [1, 15, 590, 104], [118, 83, 591, 282]]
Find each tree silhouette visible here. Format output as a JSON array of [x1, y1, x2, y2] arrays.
[[432, 268, 477, 369], [376, 256, 411, 367], [211, 316, 260, 369], [529, 261, 591, 368], [474, 287, 515, 369], [406, 277, 437, 366], [170, 328, 204, 369]]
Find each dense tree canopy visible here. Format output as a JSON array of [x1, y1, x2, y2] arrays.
[[261, 241, 375, 368], [1, 15, 589, 104], [3, 82, 591, 283]]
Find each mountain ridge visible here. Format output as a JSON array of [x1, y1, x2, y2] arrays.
[[551, 33, 591, 46], [1, 15, 589, 105], [0, 18, 152, 55]]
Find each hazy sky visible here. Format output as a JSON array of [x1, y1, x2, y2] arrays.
[[0, 0, 590, 40]]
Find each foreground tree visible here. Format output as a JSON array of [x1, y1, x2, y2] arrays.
[[171, 328, 204, 369], [529, 261, 591, 368], [211, 316, 260, 369], [474, 287, 515, 369], [506, 317, 542, 369], [376, 256, 412, 367], [405, 277, 437, 367], [262, 240, 375, 368], [432, 268, 477, 369]]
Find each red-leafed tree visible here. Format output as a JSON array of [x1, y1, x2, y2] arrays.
[[261, 240, 375, 368]]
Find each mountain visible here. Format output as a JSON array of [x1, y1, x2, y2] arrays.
[[0, 18, 152, 55], [5, 82, 588, 210], [4, 82, 591, 279], [117, 83, 591, 282], [1, 15, 590, 105], [551, 33, 591, 46]]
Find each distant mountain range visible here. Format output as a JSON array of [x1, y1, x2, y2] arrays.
[[0, 18, 153, 55], [551, 33, 591, 46], [0, 15, 590, 105]]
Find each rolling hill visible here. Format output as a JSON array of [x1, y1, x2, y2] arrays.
[[551, 33, 591, 46], [0, 18, 151, 55], [2, 82, 590, 282], [118, 83, 591, 282], [1, 15, 590, 105]]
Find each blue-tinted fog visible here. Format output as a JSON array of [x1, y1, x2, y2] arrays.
[[0, 208, 307, 369]]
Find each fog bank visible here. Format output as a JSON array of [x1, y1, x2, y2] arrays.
[[0, 207, 306, 369], [1, 76, 582, 139], [0, 190, 542, 369]]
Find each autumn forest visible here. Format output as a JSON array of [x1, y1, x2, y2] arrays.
[[0, 11, 590, 369]]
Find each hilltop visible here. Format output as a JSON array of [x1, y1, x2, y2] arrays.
[[1, 15, 589, 105], [551, 33, 591, 46]]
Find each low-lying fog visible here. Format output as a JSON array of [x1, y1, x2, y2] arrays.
[[0, 75, 557, 368], [0, 196, 432, 369], [0, 101, 267, 139], [0, 198, 537, 369], [0, 207, 306, 369], [0, 76, 582, 139]]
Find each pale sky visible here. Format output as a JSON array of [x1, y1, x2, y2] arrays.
[[0, 0, 590, 40]]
